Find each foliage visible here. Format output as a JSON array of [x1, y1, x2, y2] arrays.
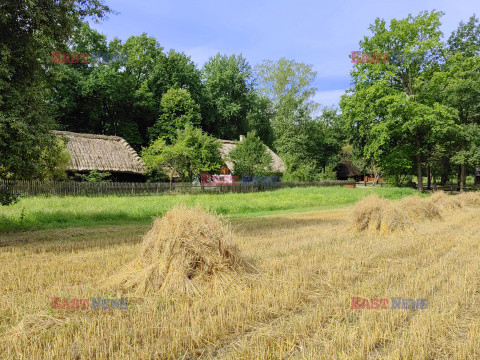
[[142, 124, 223, 182], [340, 11, 459, 190], [0, 183, 19, 206], [148, 88, 201, 143], [202, 54, 254, 139], [246, 92, 275, 148], [39, 137, 72, 181], [149, 50, 207, 128], [79, 169, 111, 182], [141, 137, 173, 181], [255, 59, 344, 175], [228, 132, 273, 176], [282, 159, 319, 182], [447, 15, 480, 57], [255, 58, 317, 121], [0, 1, 110, 192]]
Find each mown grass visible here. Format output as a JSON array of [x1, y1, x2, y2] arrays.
[[0, 186, 419, 232]]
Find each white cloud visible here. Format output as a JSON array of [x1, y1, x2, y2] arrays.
[[313, 89, 346, 108]]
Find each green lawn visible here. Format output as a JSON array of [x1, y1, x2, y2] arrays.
[[0, 186, 420, 232]]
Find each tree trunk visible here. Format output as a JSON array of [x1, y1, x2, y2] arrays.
[[460, 163, 466, 192], [427, 164, 431, 190], [416, 152, 423, 192], [432, 169, 437, 191], [457, 166, 461, 191]]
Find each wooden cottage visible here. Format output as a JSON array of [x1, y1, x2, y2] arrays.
[[54, 131, 146, 181]]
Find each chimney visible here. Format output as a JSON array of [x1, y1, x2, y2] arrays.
[[239, 135, 245, 142]]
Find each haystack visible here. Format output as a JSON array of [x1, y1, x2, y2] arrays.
[[457, 191, 480, 207], [398, 195, 442, 221], [351, 195, 409, 233], [104, 206, 251, 295], [430, 191, 463, 210]]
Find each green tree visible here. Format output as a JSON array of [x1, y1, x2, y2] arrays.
[[202, 53, 253, 139], [51, 27, 163, 149], [0, 0, 110, 204], [142, 124, 223, 182], [246, 92, 275, 148], [148, 88, 201, 143], [255, 58, 317, 123], [255, 58, 325, 176], [422, 15, 480, 190], [228, 132, 273, 176], [149, 50, 207, 130], [340, 11, 458, 191], [447, 15, 480, 57]]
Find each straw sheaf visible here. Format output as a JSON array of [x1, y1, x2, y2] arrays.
[[103, 206, 253, 295], [54, 131, 146, 174], [352, 191, 480, 234]]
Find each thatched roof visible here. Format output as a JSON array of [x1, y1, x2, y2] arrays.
[[334, 160, 361, 180], [217, 139, 286, 173], [54, 131, 146, 174]]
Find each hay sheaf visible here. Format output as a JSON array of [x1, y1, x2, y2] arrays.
[[430, 191, 463, 210], [457, 191, 480, 207], [398, 195, 442, 221], [104, 206, 252, 295], [351, 195, 409, 233], [351, 191, 474, 233]]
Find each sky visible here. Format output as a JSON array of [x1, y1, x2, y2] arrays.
[[90, 0, 478, 108]]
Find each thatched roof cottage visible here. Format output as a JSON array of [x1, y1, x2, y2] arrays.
[[54, 131, 146, 181]]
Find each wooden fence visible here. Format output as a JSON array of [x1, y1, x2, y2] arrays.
[[0, 179, 355, 197]]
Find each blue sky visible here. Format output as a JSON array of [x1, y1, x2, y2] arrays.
[[91, 0, 478, 108]]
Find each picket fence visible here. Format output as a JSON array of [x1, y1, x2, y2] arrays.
[[0, 179, 355, 197]]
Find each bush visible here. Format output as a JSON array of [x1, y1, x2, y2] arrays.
[[142, 124, 223, 182], [79, 169, 111, 182], [228, 131, 273, 176], [0, 186, 19, 206]]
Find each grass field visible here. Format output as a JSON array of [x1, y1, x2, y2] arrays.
[[0, 186, 418, 232], [0, 190, 479, 359]]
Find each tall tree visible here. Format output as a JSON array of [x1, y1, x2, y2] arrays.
[[255, 58, 317, 123], [256, 58, 336, 180], [447, 15, 480, 57], [443, 16, 480, 190], [341, 11, 458, 191], [0, 0, 110, 192], [246, 92, 275, 148], [202, 53, 253, 139], [148, 88, 202, 143], [150, 51, 205, 111]]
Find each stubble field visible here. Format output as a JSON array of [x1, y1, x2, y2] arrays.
[[0, 190, 479, 359]]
